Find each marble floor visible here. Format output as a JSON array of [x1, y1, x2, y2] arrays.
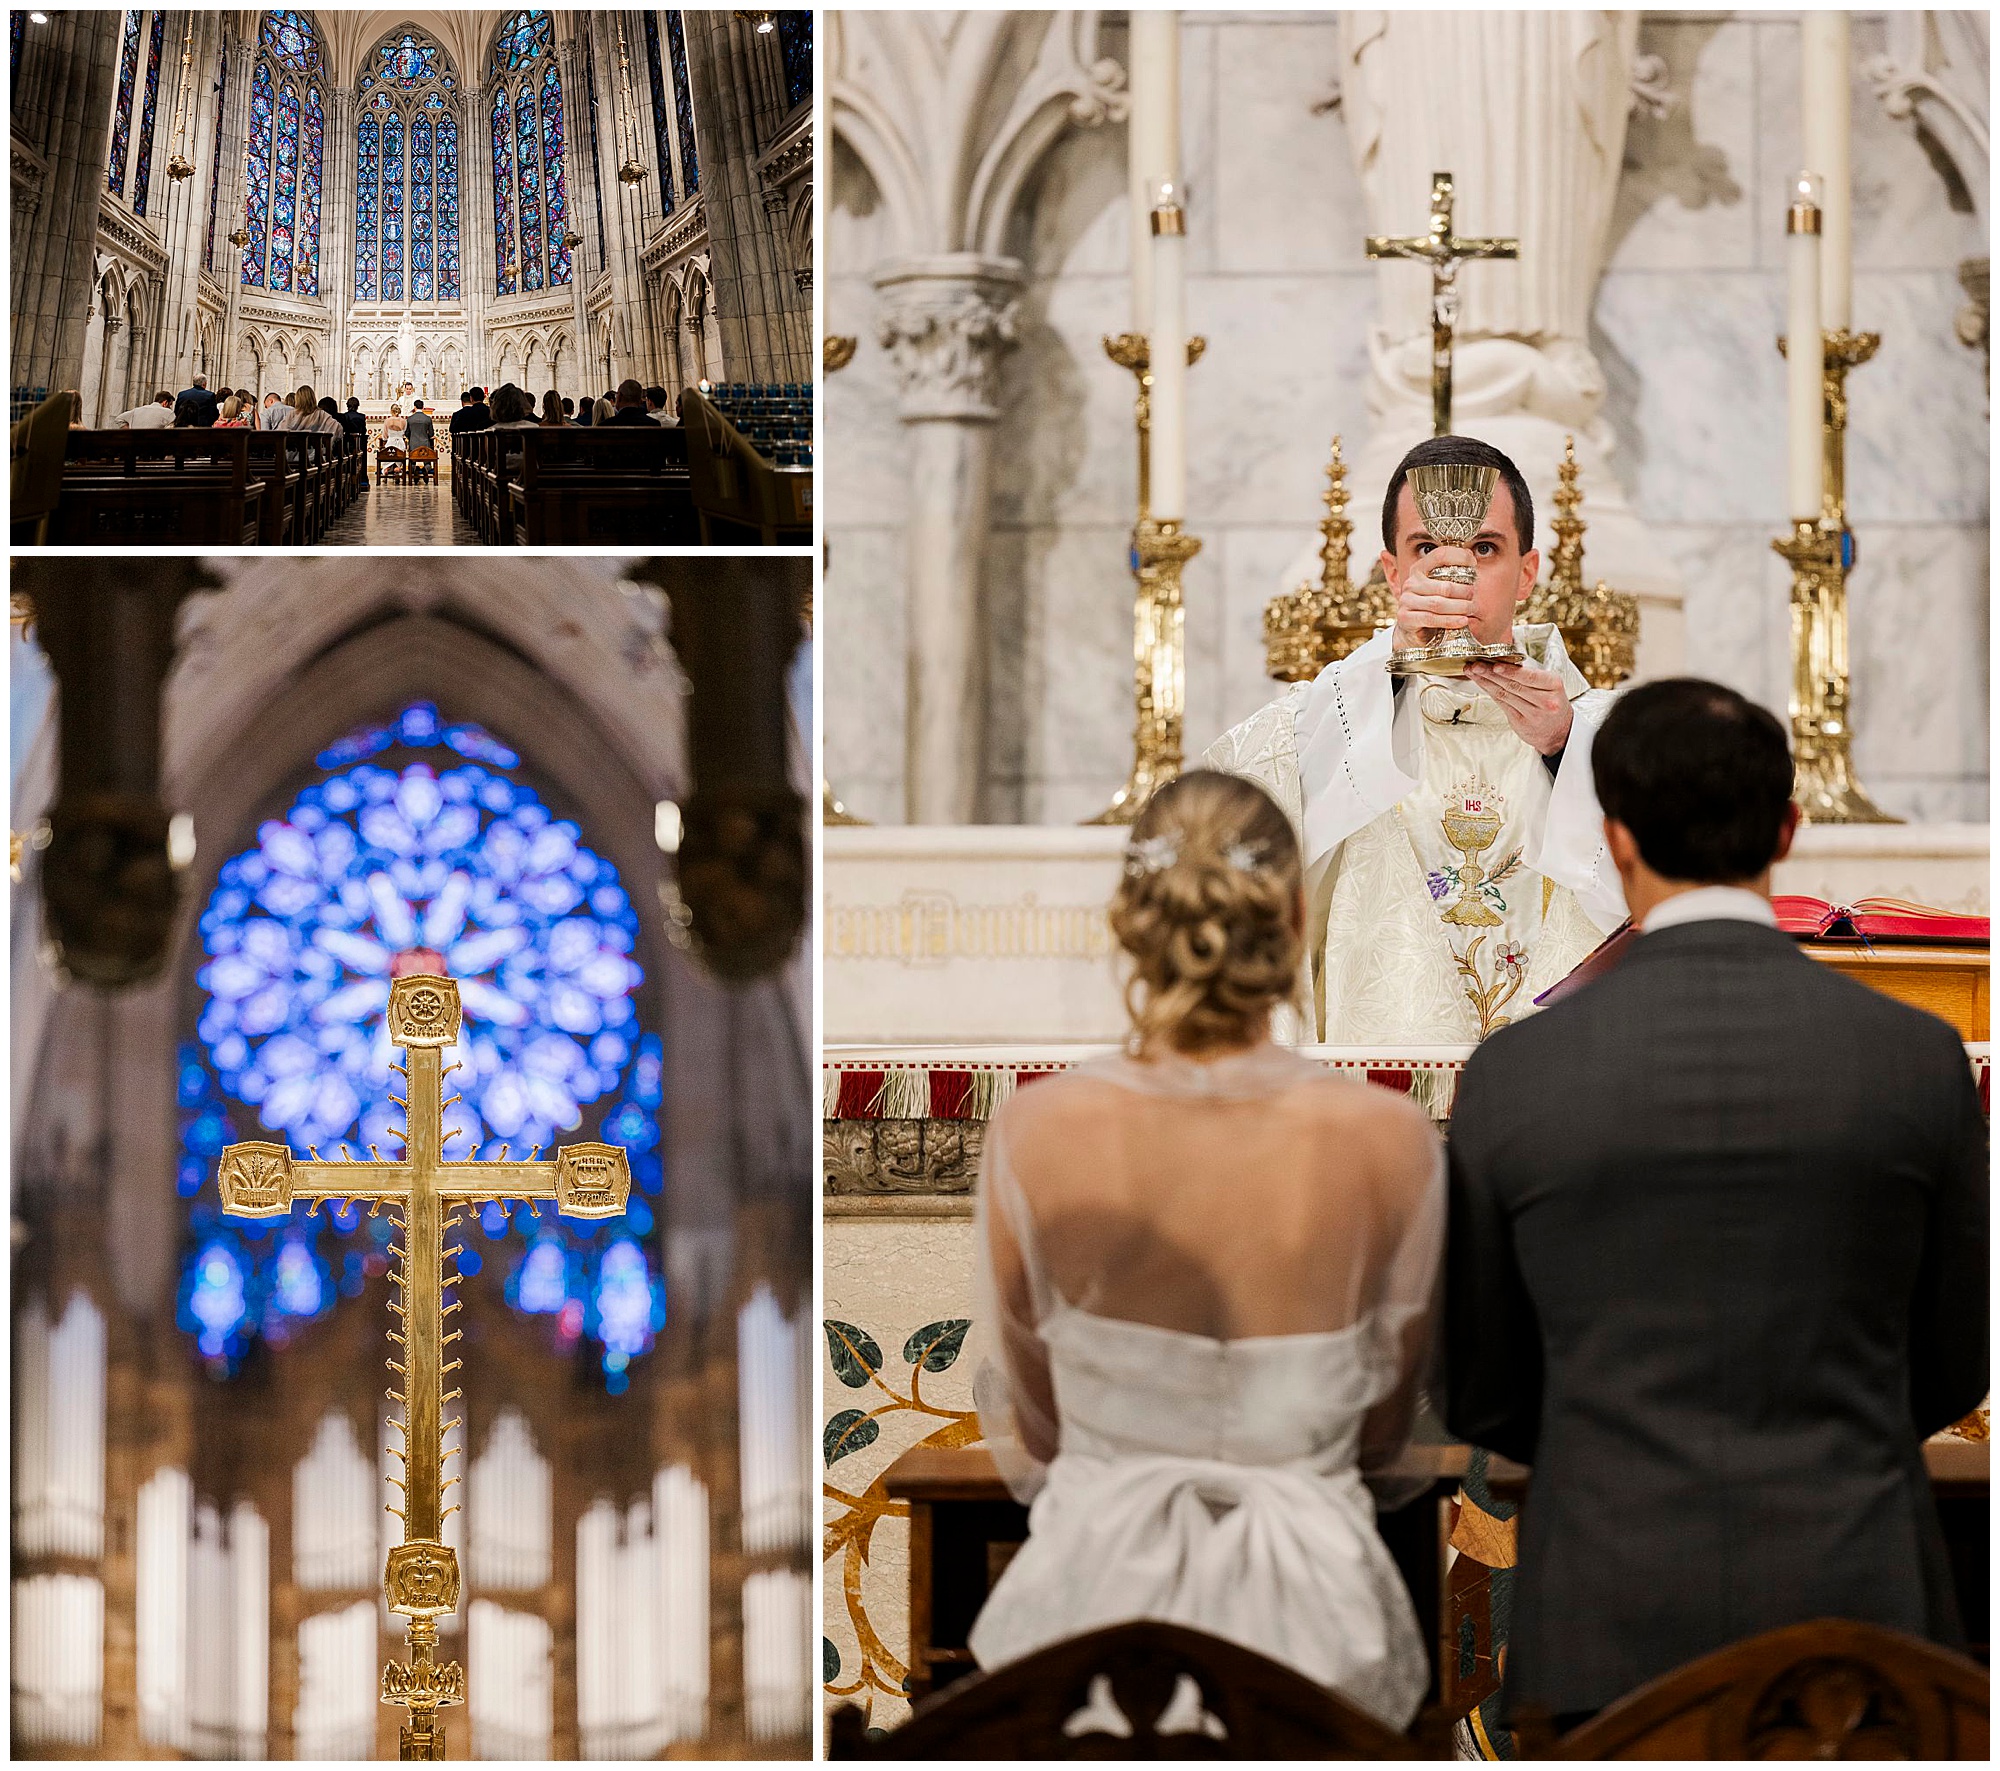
[[320, 479, 482, 545]]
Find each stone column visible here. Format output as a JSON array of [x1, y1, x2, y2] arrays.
[[217, 32, 255, 388], [875, 257, 1024, 825], [10, 9, 122, 400], [324, 86, 355, 394], [1337, 10, 1685, 629]]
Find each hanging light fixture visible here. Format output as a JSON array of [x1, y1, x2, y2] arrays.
[[614, 17, 647, 186], [227, 194, 250, 248], [734, 10, 777, 32], [165, 12, 196, 179]]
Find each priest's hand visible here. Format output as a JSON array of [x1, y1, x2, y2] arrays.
[[1464, 659, 1574, 757], [1391, 554, 1476, 652]]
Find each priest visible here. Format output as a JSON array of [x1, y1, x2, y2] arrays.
[[1207, 436, 1630, 1043]]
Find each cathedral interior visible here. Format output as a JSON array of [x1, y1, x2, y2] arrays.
[[10, 564, 814, 1759], [10, 8, 814, 544]]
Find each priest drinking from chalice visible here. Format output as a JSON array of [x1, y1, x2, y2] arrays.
[[1208, 435, 1630, 1043]]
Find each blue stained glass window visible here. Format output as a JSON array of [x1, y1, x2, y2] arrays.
[[438, 115, 461, 300], [584, 29, 607, 265], [542, 64, 569, 287], [11, 12, 23, 103], [269, 83, 299, 293], [261, 11, 322, 76], [491, 88, 515, 295], [179, 702, 661, 1384], [378, 29, 440, 86], [242, 61, 273, 286], [776, 11, 811, 111], [297, 85, 323, 295], [130, 10, 164, 216], [354, 114, 379, 300], [205, 48, 228, 272], [516, 84, 543, 293], [411, 118, 434, 301], [492, 10, 553, 75], [383, 114, 404, 302], [108, 10, 141, 196], [667, 11, 699, 196], [643, 12, 676, 212]]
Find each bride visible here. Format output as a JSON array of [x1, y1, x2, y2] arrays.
[[969, 770, 1445, 1727]]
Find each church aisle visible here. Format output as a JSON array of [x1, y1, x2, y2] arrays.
[[320, 479, 478, 545]]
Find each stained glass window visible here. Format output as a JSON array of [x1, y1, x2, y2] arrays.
[[491, 87, 515, 295], [11, 12, 23, 103], [269, 83, 299, 292], [492, 10, 553, 75], [643, 12, 676, 213], [517, 84, 542, 292], [108, 10, 141, 196], [584, 29, 607, 265], [178, 702, 663, 1385], [261, 10, 321, 77], [297, 85, 323, 295], [411, 119, 433, 302], [667, 11, 699, 196], [438, 114, 461, 300], [382, 113, 404, 302], [776, 11, 811, 111], [130, 10, 165, 216], [205, 48, 228, 271], [378, 28, 439, 86], [241, 13, 322, 293], [241, 60, 273, 286], [542, 63, 570, 287], [355, 114, 379, 300]]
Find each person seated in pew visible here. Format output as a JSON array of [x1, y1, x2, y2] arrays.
[[603, 379, 656, 427], [449, 387, 491, 438], [488, 384, 540, 429], [114, 392, 175, 429], [259, 392, 285, 430], [214, 396, 250, 429], [1445, 678, 1990, 1736], [405, 400, 436, 451], [645, 385, 677, 425], [573, 391, 596, 427], [173, 374, 220, 428], [284, 387, 344, 437], [970, 771, 1444, 1729], [539, 390, 571, 427], [562, 396, 577, 424], [594, 390, 617, 425]]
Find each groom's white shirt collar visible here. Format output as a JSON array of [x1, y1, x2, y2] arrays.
[[1640, 886, 1777, 935]]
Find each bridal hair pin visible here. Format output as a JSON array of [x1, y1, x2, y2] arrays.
[[1124, 834, 1268, 878], [1224, 841, 1267, 873]]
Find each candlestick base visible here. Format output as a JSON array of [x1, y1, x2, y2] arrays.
[[1088, 518, 1204, 825], [1771, 521, 1899, 826]]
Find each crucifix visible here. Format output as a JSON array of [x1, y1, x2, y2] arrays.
[[216, 973, 631, 1759], [1366, 170, 1519, 437]]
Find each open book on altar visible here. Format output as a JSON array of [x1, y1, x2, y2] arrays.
[[1770, 897, 1991, 945]]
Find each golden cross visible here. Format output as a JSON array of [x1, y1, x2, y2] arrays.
[[1366, 171, 1519, 438], [216, 973, 630, 1760]]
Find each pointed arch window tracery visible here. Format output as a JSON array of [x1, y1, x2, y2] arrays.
[[354, 24, 460, 304], [488, 10, 568, 298], [240, 11, 324, 295]]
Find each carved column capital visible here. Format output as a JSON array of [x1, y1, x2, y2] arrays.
[[872, 256, 1025, 423]]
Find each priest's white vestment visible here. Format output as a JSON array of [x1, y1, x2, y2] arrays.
[[1204, 624, 1629, 1043]]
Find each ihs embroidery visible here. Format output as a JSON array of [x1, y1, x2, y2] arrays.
[[1429, 782, 1522, 928]]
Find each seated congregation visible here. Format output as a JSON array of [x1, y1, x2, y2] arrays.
[[830, 683, 1990, 1759]]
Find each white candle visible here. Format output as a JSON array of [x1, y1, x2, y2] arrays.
[[1127, 11, 1179, 333], [1800, 12, 1851, 331], [1149, 179, 1188, 522], [1786, 172, 1825, 523]]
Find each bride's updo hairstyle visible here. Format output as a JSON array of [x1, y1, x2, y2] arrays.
[[1110, 770, 1304, 1055]]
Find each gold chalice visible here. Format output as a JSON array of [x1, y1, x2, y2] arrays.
[[1389, 461, 1527, 677], [1438, 798, 1505, 928]]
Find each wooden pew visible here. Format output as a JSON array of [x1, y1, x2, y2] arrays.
[[680, 388, 812, 544], [52, 429, 269, 543], [503, 427, 697, 545]]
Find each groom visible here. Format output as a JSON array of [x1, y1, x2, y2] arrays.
[[1207, 435, 1627, 1043]]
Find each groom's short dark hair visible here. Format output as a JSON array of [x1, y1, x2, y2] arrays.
[[1382, 435, 1535, 554], [1593, 678, 1795, 882]]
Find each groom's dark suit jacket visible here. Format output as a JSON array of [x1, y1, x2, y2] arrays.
[[1444, 918, 1988, 1719]]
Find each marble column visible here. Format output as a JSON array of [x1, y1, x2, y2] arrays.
[[1336, 10, 1686, 635], [874, 257, 1024, 825], [217, 33, 255, 389], [324, 87, 355, 394], [10, 9, 122, 401], [558, 32, 593, 387], [461, 89, 489, 387]]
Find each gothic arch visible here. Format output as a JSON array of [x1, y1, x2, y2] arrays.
[[787, 185, 812, 281]]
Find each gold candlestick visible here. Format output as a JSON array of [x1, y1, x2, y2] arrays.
[[1772, 327, 1895, 824], [216, 974, 631, 1760], [1090, 332, 1205, 824]]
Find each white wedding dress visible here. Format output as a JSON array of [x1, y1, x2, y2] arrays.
[[968, 1042, 1444, 1728]]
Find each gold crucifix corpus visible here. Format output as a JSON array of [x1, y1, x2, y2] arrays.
[[216, 974, 631, 1760], [1366, 171, 1519, 438]]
